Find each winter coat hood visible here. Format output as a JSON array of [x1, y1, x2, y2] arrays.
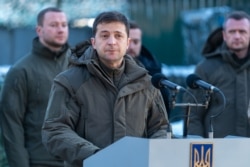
[[202, 27, 224, 56]]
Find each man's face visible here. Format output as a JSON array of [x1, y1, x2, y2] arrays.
[[36, 11, 68, 51], [91, 22, 130, 69], [127, 28, 142, 57], [223, 18, 250, 53]]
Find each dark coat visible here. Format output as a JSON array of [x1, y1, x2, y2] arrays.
[[137, 45, 162, 76]]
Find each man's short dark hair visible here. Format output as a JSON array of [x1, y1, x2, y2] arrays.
[[129, 20, 140, 30], [92, 11, 129, 37], [224, 11, 250, 29], [37, 7, 63, 26]]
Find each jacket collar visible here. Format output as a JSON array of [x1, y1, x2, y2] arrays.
[[69, 39, 149, 86], [32, 37, 69, 60]]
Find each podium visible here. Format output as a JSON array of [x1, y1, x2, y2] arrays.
[[84, 136, 250, 167]]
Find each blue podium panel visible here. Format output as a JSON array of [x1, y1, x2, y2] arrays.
[[84, 137, 149, 167], [84, 136, 250, 167]]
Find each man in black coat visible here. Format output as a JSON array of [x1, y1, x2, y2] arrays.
[[127, 21, 171, 116]]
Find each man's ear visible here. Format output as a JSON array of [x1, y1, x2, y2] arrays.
[[127, 37, 131, 49], [91, 37, 96, 49], [36, 26, 41, 36], [222, 31, 226, 41]]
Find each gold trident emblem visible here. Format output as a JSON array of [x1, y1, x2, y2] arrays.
[[193, 145, 211, 167]]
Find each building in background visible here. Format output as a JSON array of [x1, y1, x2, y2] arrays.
[[1, 0, 250, 66]]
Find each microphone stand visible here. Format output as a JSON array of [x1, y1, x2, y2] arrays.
[[170, 90, 211, 138]]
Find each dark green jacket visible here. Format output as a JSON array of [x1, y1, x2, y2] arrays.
[[0, 37, 70, 167], [187, 28, 250, 138], [0, 128, 8, 167], [42, 41, 169, 167]]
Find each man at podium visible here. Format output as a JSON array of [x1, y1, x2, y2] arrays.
[[42, 11, 169, 167]]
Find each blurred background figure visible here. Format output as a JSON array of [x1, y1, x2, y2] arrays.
[[187, 11, 250, 138], [0, 7, 70, 167], [127, 20, 171, 116], [127, 20, 162, 75]]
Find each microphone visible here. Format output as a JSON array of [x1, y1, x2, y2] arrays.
[[151, 73, 184, 91], [186, 74, 220, 92], [186, 74, 227, 138]]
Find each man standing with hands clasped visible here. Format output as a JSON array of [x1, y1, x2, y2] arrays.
[[0, 7, 70, 167]]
